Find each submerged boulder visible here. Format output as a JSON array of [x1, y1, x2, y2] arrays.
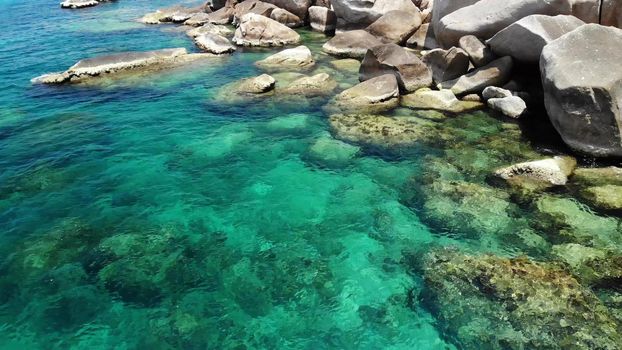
[[572, 167, 622, 187], [255, 46, 314, 69], [232, 13, 301, 47], [308, 6, 337, 34], [438, 56, 513, 95], [281, 73, 337, 97], [322, 30, 383, 59], [365, 10, 422, 45], [235, 74, 276, 94], [331, 74, 399, 113], [541, 24, 622, 157], [359, 44, 432, 93], [488, 15, 585, 64], [580, 185, 622, 211], [194, 33, 236, 54], [422, 249, 622, 350]]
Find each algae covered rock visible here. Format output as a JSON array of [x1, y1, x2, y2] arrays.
[[421, 248, 622, 350], [330, 74, 399, 113], [552, 243, 622, 287], [401, 89, 482, 113], [280, 73, 337, 97], [494, 156, 577, 190], [580, 185, 622, 211], [573, 167, 622, 187], [232, 13, 301, 47]]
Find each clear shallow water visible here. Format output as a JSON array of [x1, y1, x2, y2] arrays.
[[0, 0, 621, 349]]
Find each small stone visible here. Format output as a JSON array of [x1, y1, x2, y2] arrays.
[[488, 96, 527, 118]]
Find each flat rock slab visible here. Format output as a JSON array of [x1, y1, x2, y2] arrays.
[[366, 9, 422, 45], [194, 33, 236, 54], [186, 23, 233, 38]]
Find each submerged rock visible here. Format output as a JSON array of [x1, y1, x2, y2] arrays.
[[234, 74, 276, 94], [438, 56, 513, 95], [552, 243, 622, 287], [232, 13, 301, 47], [330, 74, 399, 113], [322, 30, 383, 59], [494, 156, 577, 190], [580, 185, 622, 211], [194, 33, 236, 54], [307, 135, 360, 165], [255, 46, 314, 69], [32, 48, 209, 84], [401, 89, 483, 113], [280, 73, 337, 97], [422, 249, 622, 350], [572, 167, 622, 187]]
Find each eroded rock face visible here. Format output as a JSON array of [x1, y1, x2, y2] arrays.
[[435, 0, 600, 47], [365, 10, 422, 45], [308, 6, 337, 34], [331, 74, 399, 113], [256, 46, 315, 69], [331, 0, 420, 25], [540, 24, 622, 157], [322, 30, 384, 59], [422, 249, 622, 350], [194, 33, 236, 54], [232, 13, 301, 47], [438, 56, 513, 95], [488, 15, 585, 63], [494, 156, 577, 190], [359, 44, 432, 93], [422, 47, 470, 84]]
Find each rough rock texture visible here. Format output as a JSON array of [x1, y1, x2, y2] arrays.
[[331, 0, 420, 25], [359, 44, 432, 93], [422, 249, 622, 350], [458, 35, 494, 68], [185, 12, 212, 26], [401, 89, 483, 113], [308, 6, 337, 34], [60, 0, 100, 9], [281, 73, 337, 96], [573, 167, 622, 186], [270, 8, 303, 27], [494, 156, 577, 189], [602, 0, 622, 28], [488, 15, 585, 63], [421, 47, 470, 84], [194, 33, 236, 54], [431, 0, 481, 43], [552, 243, 622, 287], [322, 30, 383, 59], [482, 86, 512, 99], [488, 96, 527, 118], [32, 48, 206, 84], [438, 56, 513, 95], [435, 0, 601, 47], [205, 6, 235, 24], [233, 13, 301, 47], [232, 0, 277, 24], [262, 0, 312, 19], [256, 46, 314, 69], [329, 113, 437, 147], [235, 74, 276, 94], [406, 23, 439, 50], [365, 10, 422, 45], [332, 74, 399, 113], [540, 24, 622, 157], [580, 185, 622, 210], [186, 23, 233, 38]]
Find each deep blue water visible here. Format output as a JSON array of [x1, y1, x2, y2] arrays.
[[1, 0, 621, 349]]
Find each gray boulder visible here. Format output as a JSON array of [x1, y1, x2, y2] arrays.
[[322, 30, 383, 58], [360, 43, 433, 93], [331, 0, 420, 25], [233, 13, 301, 46], [194, 33, 236, 54], [233, 0, 277, 24], [281, 73, 338, 96], [482, 86, 512, 99], [256, 46, 315, 69], [332, 74, 400, 113], [60, 0, 100, 9], [406, 23, 439, 50], [438, 56, 513, 95], [365, 10, 422, 45], [270, 8, 304, 27], [488, 96, 527, 118], [185, 12, 212, 26], [205, 6, 235, 24], [458, 35, 494, 67], [602, 0, 622, 28], [422, 47, 470, 84], [308, 6, 337, 34], [262, 0, 312, 19], [540, 24, 622, 157], [186, 23, 233, 38], [432, 0, 481, 44], [488, 15, 585, 63], [236, 74, 277, 94]]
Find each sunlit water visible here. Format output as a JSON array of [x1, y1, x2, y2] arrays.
[[0, 0, 620, 349]]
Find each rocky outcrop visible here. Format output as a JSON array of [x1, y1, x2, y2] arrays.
[[421, 47, 470, 84], [194, 33, 236, 54], [270, 8, 303, 27], [331, 74, 399, 113], [365, 10, 422, 45], [322, 30, 383, 59], [32, 48, 209, 84], [494, 156, 577, 189], [488, 15, 585, 64], [308, 6, 337, 34], [422, 249, 622, 350], [255, 46, 315, 69], [359, 44, 432, 93], [438, 56, 513, 95], [331, 0, 420, 25], [401, 88, 483, 113], [406, 24, 439, 50], [140, 7, 199, 24], [435, 0, 601, 47], [281, 73, 337, 96], [541, 24, 622, 157], [205, 6, 235, 24], [60, 0, 100, 9], [232, 13, 301, 46], [458, 35, 494, 67]]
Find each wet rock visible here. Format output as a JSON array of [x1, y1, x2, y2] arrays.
[[487, 96, 527, 118], [488, 15, 585, 64], [185, 12, 213, 26], [401, 89, 483, 113], [572, 167, 622, 187], [494, 156, 577, 191], [406, 23, 439, 50], [322, 30, 383, 59], [331, 74, 399, 113], [541, 24, 622, 157], [308, 6, 337, 34], [194, 33, 236, 54], [256, 46, 314, 69], [32, 48, 209, 84], [281, 73, 337, 96], [232, 13, 301, 47], [422, 249, 622, 350], [329, 113, 437, 147], [270, 8, 303, 27], [553, 243, 622, 287], [331, 0, 419, 25], [307, 135, 360, 165], [580, 185, 622, 211], [186, 23, 233, 38], [438, 56, 513, 95], [359, 44, 432, 93], [365, 10, 422, 45], [421, 47, 470, 84], [60, 0, 100, 9], [458, 35, 494, 68], [235, 74, 276, 94]]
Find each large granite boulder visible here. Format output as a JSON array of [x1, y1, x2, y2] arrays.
[[488, 15, 585, 63], [365, 10, 422, 45], [331, 74, 399, 113], [406, 23, 439, 50], [431, 0, 481, 43], [205, 6, 235, 24], [494, 156, 577, 189], [540, 24, 622, 157], [421, 47, 470, 84], [360, 44, 432, 93], [194, 33, 236, 54], [435, 0, 601, 47], [438, 56, 513, 95], [331, 0, 419, 25], [602, 0, 622, 28], [256, 46, 315, 69], [262, 0, 312, 19], [232, 13, 301, 47], [281, 73, 338, 96], [270, 8, 303, 27], [185, 13, 214, 26], [232, 0, 277, 23], [322, 30, 383, 59], [186, 23, 233, 38], [308, 6, 337, 34], [458, 35, 495, 67]]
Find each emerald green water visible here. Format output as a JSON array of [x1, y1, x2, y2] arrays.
[[1, 0, 621, 349]]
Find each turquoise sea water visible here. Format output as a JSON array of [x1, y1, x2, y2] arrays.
[[1, 0, 621, 349]]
